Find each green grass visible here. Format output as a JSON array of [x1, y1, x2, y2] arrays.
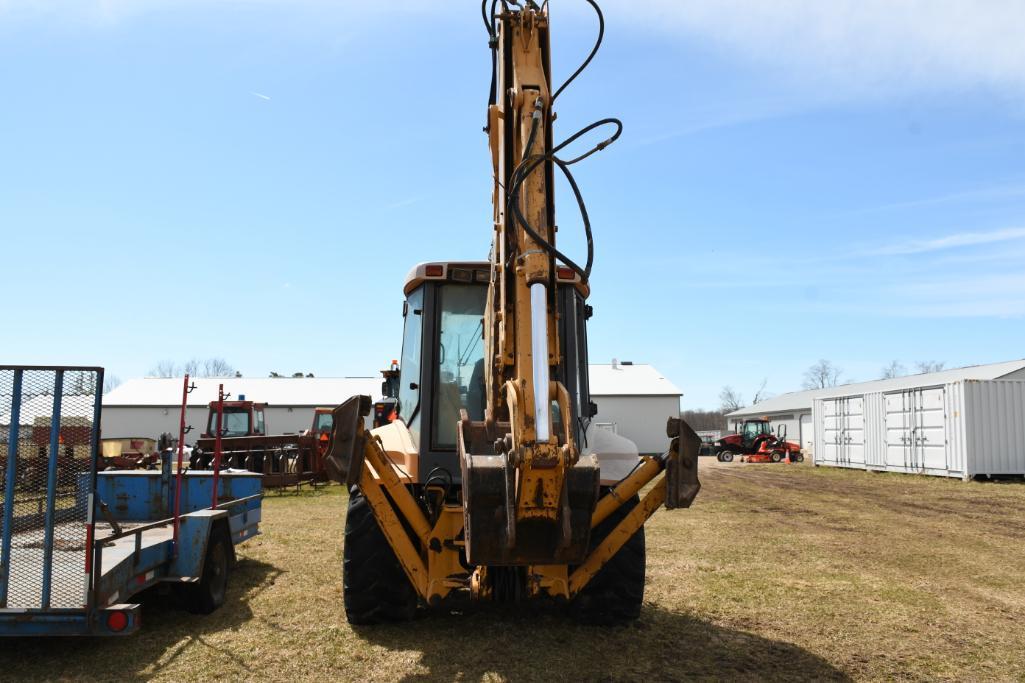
[[2, 462, 1025, 681]]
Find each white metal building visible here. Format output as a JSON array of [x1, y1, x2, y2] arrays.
[[588, 362, 682, 454], [103, 363, 683, 453], [726, 360, 1025, 456], [814, 380, 1025, 479], [102, 377, 383, 443]]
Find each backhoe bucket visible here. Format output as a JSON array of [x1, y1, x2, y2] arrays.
[[665, 416, 701, 509], [325, 395, 371, 487], [458, 418, 599, 566]]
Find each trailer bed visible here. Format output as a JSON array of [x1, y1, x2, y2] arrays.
[[1, 366, 263, 636]]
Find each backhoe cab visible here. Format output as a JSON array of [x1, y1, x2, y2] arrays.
[[324, 2, 700, 624]]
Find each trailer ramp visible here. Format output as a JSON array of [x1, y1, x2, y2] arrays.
[[0, 367, 101, 610]]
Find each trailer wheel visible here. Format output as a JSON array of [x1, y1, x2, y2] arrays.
[[180, 524, 231, 614], [570, 493, 645, 625], [343, 487, 417, 625]]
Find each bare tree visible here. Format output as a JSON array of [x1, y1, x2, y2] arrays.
[[802, 359, 842, 390], [719, 386, 745, 413], [915, 360, 945, 374], [103, 375, 122, 394], [751, 378, 770, 404], [150, 358, 234, 378], [681, 409, 728, 431], [880, 360, 905, 379], [150, 360, 178, 378], [202, 358, 234, 377]]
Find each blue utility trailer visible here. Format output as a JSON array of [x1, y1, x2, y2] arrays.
[[0, 366, 262, 636]]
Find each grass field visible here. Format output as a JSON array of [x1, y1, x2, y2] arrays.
[[3, 461, 1025, 681]]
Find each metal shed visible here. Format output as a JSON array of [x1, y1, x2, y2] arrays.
[[813, 379, 1025, 480], [727, 359, 1025, 457]]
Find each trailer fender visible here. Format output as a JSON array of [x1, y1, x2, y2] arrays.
[[170, 510, 232, 580]]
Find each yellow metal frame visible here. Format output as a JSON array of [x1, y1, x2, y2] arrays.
[[356, 423, 669, 604]]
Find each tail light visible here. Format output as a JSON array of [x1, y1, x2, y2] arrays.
[[107, 610, 129, 632]]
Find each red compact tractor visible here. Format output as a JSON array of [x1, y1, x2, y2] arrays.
[[714, 418, 803, 463]]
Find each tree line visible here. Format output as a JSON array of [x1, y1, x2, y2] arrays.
[[718, 358, 948, 414]]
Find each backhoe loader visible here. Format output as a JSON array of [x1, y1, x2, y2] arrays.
[[325, 1, 701, 624]]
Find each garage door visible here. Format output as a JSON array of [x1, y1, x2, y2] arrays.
[[885, 387, 947, 472], [800, 413, 813, 452]]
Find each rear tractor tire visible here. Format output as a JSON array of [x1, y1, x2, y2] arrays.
[[718, 450, 735, 463], [770, 452, 783, 463], [570, 493, 645, 625], [343, 487, 418, 625]]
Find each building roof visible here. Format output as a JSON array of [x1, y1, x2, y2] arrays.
[[588, 363, 682, 397], [103, 377, 384, 407], [1, 394, 97, 427], [104, 363, 683, 408], [727, 359, 1025, 418]]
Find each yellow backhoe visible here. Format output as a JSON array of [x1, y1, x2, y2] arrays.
[[326, 0, 701, 624]]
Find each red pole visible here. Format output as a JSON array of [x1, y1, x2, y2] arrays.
[[172, 374, 190, 555], [211, 384, 224, 509]]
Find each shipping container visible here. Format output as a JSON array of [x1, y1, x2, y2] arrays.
[[813, 379, 1025, 479]]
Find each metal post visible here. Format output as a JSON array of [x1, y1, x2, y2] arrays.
[[85, 368, 103, 607], [0, 370, 24, 607], [211, 384, 224, 509], [172, 374, 190, 556], [40, 370, 65, 608]]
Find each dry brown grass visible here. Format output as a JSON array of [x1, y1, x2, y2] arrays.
[[3, 461, 1025, 681]]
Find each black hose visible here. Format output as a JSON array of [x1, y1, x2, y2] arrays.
[[506, 112, 621, 282], [551, 0, 604, 103], [487, 0, 619, 284]]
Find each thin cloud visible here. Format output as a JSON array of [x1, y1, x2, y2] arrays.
[[250, 91, 271, 101], [872, 227, 1025, 255], [858, 181, 1025, 214], [604, 0, 1025, 99], [379, 195, 425, 212]]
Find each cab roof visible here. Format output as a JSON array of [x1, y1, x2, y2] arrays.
[[403, 261, 590, 298]]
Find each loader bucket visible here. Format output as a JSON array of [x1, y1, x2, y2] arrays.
[[325, 395, 371, 487], [665, 416, 701, 509]]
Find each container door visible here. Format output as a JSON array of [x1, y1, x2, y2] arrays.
[[914, 387, 947, 471], [819, 399, 842, 464], [885, 390, 913, 470], [843, 396, 865, 465], [0, 367, 101, 610]]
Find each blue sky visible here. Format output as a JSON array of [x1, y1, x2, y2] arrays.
[[1, 1, 1024, 409]]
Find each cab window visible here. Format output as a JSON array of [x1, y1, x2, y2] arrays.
[[313, 412, 333, 434], [398, 287, 425, 445], [209, 408, 251, 437], [432, 284, 488, 450]]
